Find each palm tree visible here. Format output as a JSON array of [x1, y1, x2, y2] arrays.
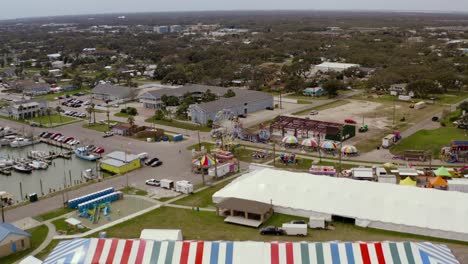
[[35, 109, 42, 127], [55, 106, 62, 123], [127, 116, 135, 127], [91, 103, 96, 124], [85, 106, 93, 125], [45, 108, 52, 127], [106, 109, 110, 129]]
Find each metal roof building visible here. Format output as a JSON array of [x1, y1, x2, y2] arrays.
[[42, 238, 459, 264]]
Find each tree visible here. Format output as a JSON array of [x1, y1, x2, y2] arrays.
[[127, 116, 135, 127], [45, 108, 52, 127], [202, 89, 217, 102], [322, 79, 345, 98], [55, 106, 62, 123], [224, 89, 236, 98], [458, 101, 468, 112], [406, 80, 439, 98], [85, 106, 93, 125], [72, 75, 83, 89], [284, 76, 306, 94], [35, 109, 42, 127], [154, 109, 166, 120]]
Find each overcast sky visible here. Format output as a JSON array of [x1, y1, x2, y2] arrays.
[[1, 0, 468, 20]]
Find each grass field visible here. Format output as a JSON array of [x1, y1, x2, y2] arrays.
[[52, 218, 89, 235], [114, 112, 137, 118], [292, 100, 350, 116], [82, 121, 120, 132], [31, 114, 76, 126], [0, 225, 48, 264], [173, 180, 232, 208], [120, 186, 148, 196], [34, 207, 74, 221], [36, 88, 91, 101], [186, 142, 216, 151], [144, 118, 212, 132], [391, 127, 467, 157]]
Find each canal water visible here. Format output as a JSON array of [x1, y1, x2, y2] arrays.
[[0, 143, 97, 203]]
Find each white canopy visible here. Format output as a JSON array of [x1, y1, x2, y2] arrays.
[[65, 218, 81, 226], [140, 229, 182, 240], [213, 168, 468, 239]]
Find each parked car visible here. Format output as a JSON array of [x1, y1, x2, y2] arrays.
[[260, 226, 283, 236], [151, 160, 163, 167], [432, 116, 439, 122], [103, 131, 114, 138], [310, 110, 319, 115], [145, 179, 161, 186], [145, 157, 159, 166], [344, 119, 357, 124], [266, 106, 274, 110], [112, 104, 119, 108]]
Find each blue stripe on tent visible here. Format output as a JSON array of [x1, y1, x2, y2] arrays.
[[345, 243, 355, 264], [44, 239, 90, 264], [416, 242, 458, 263], [420, 250, 431, 264], [210, 242, 219, 264], [300, 243, 310, 264], [225, 241, 233, 264], [165, 241, 175, 264], [150, 241, 161, 264], [330, 243, 340, 264]]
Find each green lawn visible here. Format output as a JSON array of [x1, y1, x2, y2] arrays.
[[233, 147, 273, 163], [31, 114, 76, 126], [34, 207, 74, 221], [36, 88, 91, 101], [82, 121, 120, 132], [52, 218, 89, 235], [0, 225, 48, 264], [173, 181, 232, 208], [98, 206, 468, 246], [145, 118, 212, 132], [186, 142, 216, 151], [114, 112, 137, 118], [391, 127, 467, 157], [120, 186, 148, 196]]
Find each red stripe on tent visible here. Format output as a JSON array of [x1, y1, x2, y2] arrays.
[[106, 239, 119, 264], [360, 243, 371, 264], [374, 243, 386, 264], [180, 241, 191, 264], [91, 239, 106, 264], [195, 241, 204, 264], [271, 243, 279, 264], [285, 242, 294, 264], [135, 239, 147, 264], [120, 240, 134, 264]]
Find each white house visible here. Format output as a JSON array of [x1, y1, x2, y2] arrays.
[[315, 62, 360, 73]]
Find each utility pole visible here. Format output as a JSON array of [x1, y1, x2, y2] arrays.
[[338, 128, 343, 175], [197, 130, 201, 151], [393, 98, 396, 127]]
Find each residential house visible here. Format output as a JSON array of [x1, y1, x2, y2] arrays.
[[303, 87, 327, 97], [91, 83, 134, 102], [99, 151, 141, 174], [0, 222, 31, 258], [315, 62, 360, 73], [389, 83, 412, 96], [1, 68, 17, 78], [51, 61, 65, 69], [47, 53, 61, 60], [23, 83, 51, 96], [111, 123, 134, 136], [62, 85, 78, 92]]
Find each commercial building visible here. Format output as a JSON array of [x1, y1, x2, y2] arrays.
[[213, 168, 468, 242], [302, 87, 327, 97], [139, 84, 273, 126], [0, 99, 48, 120], [315, 62, 360, 73], [0, 222, 31, 258], [99, 151, 141, 174], [91, 83, 133, 102], [43, 238, 459, 263]]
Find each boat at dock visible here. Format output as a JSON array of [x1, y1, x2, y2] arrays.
[[13, 164, 33, 173], [10, 138, 39, 148], [28, 160, 49, 170], [82, 168, 99, 181], [74, 147, 100, 161]]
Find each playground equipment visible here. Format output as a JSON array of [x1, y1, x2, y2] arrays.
[[78, 191, 122, 214], [210, 149, 234, 163], [67, 187, 115, 209], [251, 150, 271, 159], [279, 152, 297, 164], [440, 141, 468, 163]]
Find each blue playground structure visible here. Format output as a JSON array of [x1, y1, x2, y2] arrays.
[[78, 193, 120, 224], [77, 191, 122, 212], [67, 187, 115, 209]]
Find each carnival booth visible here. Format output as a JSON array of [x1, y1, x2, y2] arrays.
[[399, 177, 417, 187], [434, 166, 452, 178], [192, 154, 217, 174], [429, 176, 448, 190], [321, 141, 337, 154]]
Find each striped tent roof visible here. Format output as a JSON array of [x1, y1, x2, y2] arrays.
[[43, 238, 459, 264]]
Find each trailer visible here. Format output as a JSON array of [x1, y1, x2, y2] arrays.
[[175, 180, 194, 194], [382, 134, 396, 148], [281, 223, 308, 236], [160, 179, 174, 189], [414, 101, 426, 109], [309, 217, 326, 229]]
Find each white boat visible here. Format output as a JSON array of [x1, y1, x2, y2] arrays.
[[13, 164, 33, 173], [10, 138, 39, 148], [74, 147, 100, 161], [29, 160, 48, 170]]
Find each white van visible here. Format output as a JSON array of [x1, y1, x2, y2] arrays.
[[281, 224, 308, 236]]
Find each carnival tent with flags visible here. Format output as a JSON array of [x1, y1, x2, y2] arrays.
[[282, 135, 298, 145], [193, 154, 216, 167], [301, 138, 318, 148], [43, 238, 459, 264], [434, 167, 452, 177], [430, 176, 448, 188], [341, 145, 358, 155], [320, 141, 337, 150], [400, 176, 417, 186]]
